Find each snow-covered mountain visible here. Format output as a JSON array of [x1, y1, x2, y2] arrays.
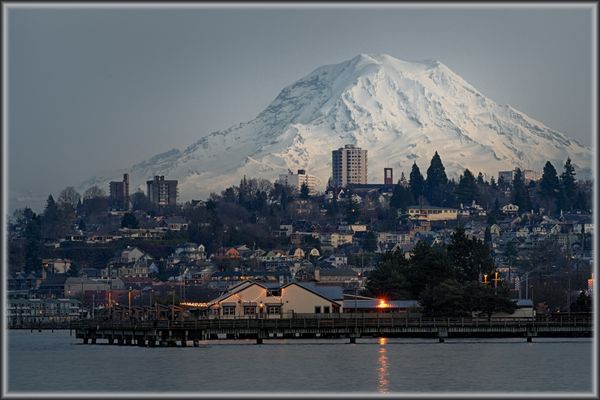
[[81, 53, 592, 200]]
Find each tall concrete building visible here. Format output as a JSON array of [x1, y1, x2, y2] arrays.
[[146, 176, 178, 207], [278, 169, 318, 194], [331, 144, 368, 188], [109, 173, 129, 210]]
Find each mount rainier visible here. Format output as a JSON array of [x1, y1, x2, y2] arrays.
[[81, 53, 592, 200]]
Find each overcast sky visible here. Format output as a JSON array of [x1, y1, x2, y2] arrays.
[[6, 4, 595, 210]]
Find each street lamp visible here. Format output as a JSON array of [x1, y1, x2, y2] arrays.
[[530, 285, 535, 318], [128, 287, 132, 317]]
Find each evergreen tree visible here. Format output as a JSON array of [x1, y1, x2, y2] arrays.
[[408, 241, 451, 295], [24, 212, 42, 273], [76, 198, 84, 215], [362, 231, 378, 253], [399, 172, 408, 187], [490, 176, 497, 190], [477, 172, 485, 185], [570, 291, 592, 312], [560, 158, 577, 211], [493, 198, 500, 215], [573, 190, 589, 211], [447, 227, 494, 283], [365, 250, 412, 299], [121, 212, 139, 229], [409, 162, 425, 203], [468, 284, 516, 320], [455, 169, 478, 205], [300, 183, 310, 199], [424, 151, 448, 206], [420, 279, 469, 317], [390, 180, 415, 211], [484, 226, 492, 246], [540, 161, 560, 200], [345, 197, 360, 224], [497, 175, 506, 190], [41, 195, 60, 239], [512, 169, 532, 212], [327, 194, 339, 216], [67, 263, 79, 277], [539, 161, 560, 214]]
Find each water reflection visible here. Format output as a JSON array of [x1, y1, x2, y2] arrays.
[[378, 338, 389, 393]]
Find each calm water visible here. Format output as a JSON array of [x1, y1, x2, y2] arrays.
[[6, 330, 594, 395]]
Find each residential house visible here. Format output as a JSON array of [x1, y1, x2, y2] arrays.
[[314, 266, 359, 287], [158, 217, 189, 231], [502, 204, 519, 215], [42, 258, 71, 274], [320, 232, 353, 248]]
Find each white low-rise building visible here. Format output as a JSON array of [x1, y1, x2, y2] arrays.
[[407, 206, 458, 221], [206, 280, 343, 318], [278, 169, 318, 195]]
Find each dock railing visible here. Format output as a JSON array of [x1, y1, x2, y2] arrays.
[[70, 314, 592, 331]]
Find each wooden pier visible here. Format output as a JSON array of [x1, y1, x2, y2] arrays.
[[71, 314, 592, 346]]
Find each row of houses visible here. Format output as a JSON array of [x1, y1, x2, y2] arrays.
[[7, 298, 83, 326]]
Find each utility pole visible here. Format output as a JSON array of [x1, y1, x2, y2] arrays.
[[567, 277, 571, 317], [530, 285, 535, 318], [128, 287, 132, 317], [108, 264, 112, 318], [171, 290, 175, 321]]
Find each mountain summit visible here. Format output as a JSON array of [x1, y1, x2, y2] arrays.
[[82, 53, 591, 199]]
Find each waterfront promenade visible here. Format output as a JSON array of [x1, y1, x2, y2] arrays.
[[71, 314, 592, 346]]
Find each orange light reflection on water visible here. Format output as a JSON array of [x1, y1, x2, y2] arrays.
[[378, 340, 389, 393]]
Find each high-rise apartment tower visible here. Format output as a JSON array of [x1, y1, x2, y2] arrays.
[[331, 144, 368, 188]]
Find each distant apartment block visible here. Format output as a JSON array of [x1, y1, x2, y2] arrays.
[[498, 170, 514, 185], [147, 176, 178, 207], [407, 205, 458, 221], [523, 169, 542, 183], [109, 173, 130, 210], [332, 144, 368, 188], [278, 169, 318, 194], [498, 169, 541, 185]]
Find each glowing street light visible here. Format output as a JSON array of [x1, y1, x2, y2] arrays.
[[377, 299, 390, 309]]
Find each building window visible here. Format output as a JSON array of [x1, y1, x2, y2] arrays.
[[314, 306, 321, 314], [222, 306, 236, 316], [243, 306, 256, 315], [267, 305, 281, 315], [324, 306, 330, 314]]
